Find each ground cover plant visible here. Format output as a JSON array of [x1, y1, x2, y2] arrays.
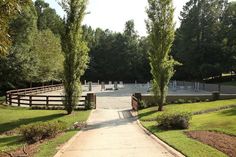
[[138, 100, 236, 157]]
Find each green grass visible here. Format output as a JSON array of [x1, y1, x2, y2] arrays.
[[0, 106, 91, 155], [139, 101, 236, 157], [139, 99, 236, 121], [0, 106, 90, 133], [35, 130, 77, 157], [0, 135, 23, 152]]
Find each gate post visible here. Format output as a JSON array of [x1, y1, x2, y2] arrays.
[[86, 93, 96, 109]]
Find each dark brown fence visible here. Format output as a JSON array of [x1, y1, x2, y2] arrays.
[[6, 84, 96, 109]]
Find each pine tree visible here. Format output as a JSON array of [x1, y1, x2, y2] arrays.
[[60, 0, 89, 114], [146, 0, 178, 111]]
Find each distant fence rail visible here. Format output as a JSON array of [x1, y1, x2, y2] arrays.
[[6, 84, 96, 109], [6, 84, 63, 96], [170, 81, 236, 94]]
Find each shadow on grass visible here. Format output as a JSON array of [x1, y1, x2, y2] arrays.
[[138, 109, 158, 120], [218, 107, 236, 116], [0, 136, 22, 148], [0, 113, 66, 133]]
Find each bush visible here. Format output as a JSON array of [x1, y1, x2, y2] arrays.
[[139, 100, 147, 109], [157, 112, 192, 130], [194, 97, 201, 102], [20, 121, 67, 143], [177, 99, 186, 104], [187, 100, 192, 103]]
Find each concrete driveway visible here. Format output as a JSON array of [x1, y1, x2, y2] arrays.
[[54, 85, 184, 157]]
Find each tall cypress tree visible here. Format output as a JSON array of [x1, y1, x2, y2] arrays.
[[61, 0, 89, 114], [146, 0, 178, 111]]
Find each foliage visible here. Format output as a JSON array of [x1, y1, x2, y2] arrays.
[[83, 24, 151, 82], [220, 1, 236, 74], [157, 112, 192, 130], [34, 0, 64, 36], [0, 0, 30, 56], [20, 121, 67, 143], [31, 29, 64, 82], [61, 0, 89, 114], [0, 1, 65, 94], [146, 0, 178, 111], [172, 0, 229, 80]]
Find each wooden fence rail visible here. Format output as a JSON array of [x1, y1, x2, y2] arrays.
[[6, 84, 96, 109]]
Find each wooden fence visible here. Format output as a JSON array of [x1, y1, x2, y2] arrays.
[[6, 84, 96, 109]]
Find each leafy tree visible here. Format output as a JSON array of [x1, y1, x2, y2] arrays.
[[61, 0, 89, 114], [34, 0, 64, 36], [31, 29, 64, 82], [173, 0, 228, 80], [220, 1, 236, 74], [83, 23, 151, 82], [9, 2, 38, 83], [0, 1, 38, 93], [0, 0, 30, 56], [146, 0, 178, 111]]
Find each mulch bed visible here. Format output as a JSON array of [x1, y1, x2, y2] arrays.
[[186, 130, 236, 157], [0, 143, 40, 157]]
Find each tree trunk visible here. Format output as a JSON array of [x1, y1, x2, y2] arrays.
[[158, 88, 165, 111]]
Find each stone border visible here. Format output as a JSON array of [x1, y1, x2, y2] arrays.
[[53, 110, 94, 157], [132, 110, 185, 157]]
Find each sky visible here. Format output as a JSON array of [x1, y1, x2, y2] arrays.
[[41, 0, 235, 36]]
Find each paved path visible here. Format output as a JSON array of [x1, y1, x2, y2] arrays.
[[55, 109, 178, 157], [54, 87, 184, 157]]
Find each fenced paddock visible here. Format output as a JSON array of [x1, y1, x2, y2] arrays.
[[6, 84, 96, 109]]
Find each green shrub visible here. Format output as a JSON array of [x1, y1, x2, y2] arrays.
[[157, 112, 192, 130], [20, 121, 67, 143], [187, 100, 192, 103], [177, 99, 186, 104], [205, 99, 210, 102], [194, 97, 201, 102], [139, 100, 147, 109]]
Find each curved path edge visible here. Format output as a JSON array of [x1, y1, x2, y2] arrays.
[[136, 119, 185, 157]]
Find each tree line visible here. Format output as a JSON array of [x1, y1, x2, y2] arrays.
[[0, 0, 64, 95], [0, 0, 236, 96], [172, 0, 236, 81]]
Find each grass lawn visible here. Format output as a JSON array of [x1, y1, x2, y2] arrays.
[[0, 106, 91, 156], [35, 130, 77, 157], [139, 99, 236, 121], [139, 101, 236, 157]]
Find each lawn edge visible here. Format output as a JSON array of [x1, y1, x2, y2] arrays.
[[53, 109, 94, 157], [136, 119, 185, 157]]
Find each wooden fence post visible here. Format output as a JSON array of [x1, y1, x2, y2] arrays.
[[46, 96, 49, 109], [29, 95, 32, 107], [9, 94, 12, 106], [86, 93, 96, 109], [18, 95, 20, 107]]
